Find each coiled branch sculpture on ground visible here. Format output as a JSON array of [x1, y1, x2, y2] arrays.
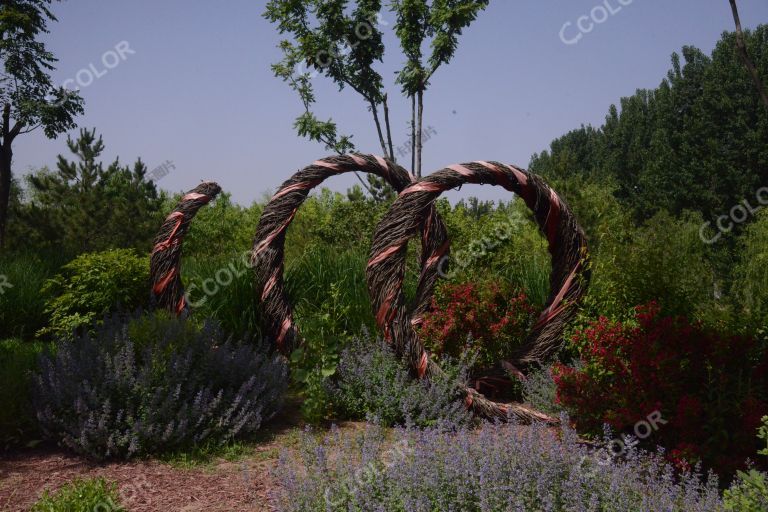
[[149, 156, 589, 424], [366, 160, 589, 422]]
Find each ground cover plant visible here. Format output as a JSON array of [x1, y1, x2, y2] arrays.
[[29, 478, 125, 512], [272, 419, 725, 511]]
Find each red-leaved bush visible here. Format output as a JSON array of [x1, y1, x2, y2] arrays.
[[554, 302, 768, 475], [417, 280, 538, 370]]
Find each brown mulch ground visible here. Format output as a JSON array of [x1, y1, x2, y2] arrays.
[[0, 447, 278, 512], [0, 406, 306, 512]]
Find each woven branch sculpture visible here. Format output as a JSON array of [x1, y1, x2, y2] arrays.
[[366, 160, 589, 423], [150, 182, 222, 315], [148, 156, 589, 424], [251, 154, 449, 355]]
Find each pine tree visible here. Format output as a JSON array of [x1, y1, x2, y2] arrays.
[[19, 128, 164, 254]]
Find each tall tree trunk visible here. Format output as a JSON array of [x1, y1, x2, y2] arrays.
[[0, 144, 12, 251], [416, 88, 424, 178], [729, 0, 768, 110], [0, 103, 13, 251], [411, 94, 416, 175]]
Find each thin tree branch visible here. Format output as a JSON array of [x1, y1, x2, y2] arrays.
[[1, 103, 9, 142], [410, 94, 416, 175], [18, 123, 41, 135], [286, 76, 375, 197], [383, 93, 395, 161], [352, 169, 375, 196], [369, 100, 389, 157], [729, 0, 768, 110], [425, 62, 441, 84], [416, 88, 424, 178]]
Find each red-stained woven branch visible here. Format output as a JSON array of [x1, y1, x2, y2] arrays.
[[252, 154, 449, 355], [150, 182, 222, 316], [367, 161, 589, 423]]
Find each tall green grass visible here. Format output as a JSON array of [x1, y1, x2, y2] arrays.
[[286, 244, 374, 337], [492, 253, 550, 308], [0, 251, 66, 340], [0, 338, 48, 445], [182, 251, 263, 337], [181, 244, 377, 344]]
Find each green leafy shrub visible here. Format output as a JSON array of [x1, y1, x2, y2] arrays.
[[436, 198, 550, 306], [331, 332, 473, 428], [734, 210, 768, 330], [582, 210, 718, 325], [39, 249, 150, 339], [722, 415, 768, 511], [289, 281, 349, 423], [417, 280, 537, 371], [724, 470, 768, 512], [294, 189, 386, 253], [33, 313, 287, 459], [30, 478, 124, 512], [181, 192, 262, 258], [0, 338, 48, 446]]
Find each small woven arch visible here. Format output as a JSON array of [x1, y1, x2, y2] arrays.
[[150, 182, 222, 316], [252, 154, 449, 355], [367, 161, 589, 422]]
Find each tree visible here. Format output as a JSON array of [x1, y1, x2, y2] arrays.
[[264, 0, 489, 187], [0, 0, 84, 249], [19, 128, 164, 254], [728, 0, 768, 110], [530, 28, 768, 226]]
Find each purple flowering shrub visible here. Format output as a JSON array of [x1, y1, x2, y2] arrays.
[[273, 419, 725, 511], [33, 313, 287, 459], [330, 332, 473, 427]]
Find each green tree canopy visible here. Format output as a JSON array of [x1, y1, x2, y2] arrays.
[[15, 128, 164, 254], [0, 0, 84, 249], [530, 27, 768, 227], [264, 0, 489, 191]]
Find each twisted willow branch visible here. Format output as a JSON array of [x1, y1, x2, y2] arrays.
[[367, 161, 589, 422], [252, 154, 449, 355], [150, 182, 222, 315]]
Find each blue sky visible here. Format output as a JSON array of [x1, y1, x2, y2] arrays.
[[13, 0, 768, 204]]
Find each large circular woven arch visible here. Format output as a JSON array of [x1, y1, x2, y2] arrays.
[[367, 161, 589, 422], [252, 154, 449, 355], [150, 182, 222, 316]]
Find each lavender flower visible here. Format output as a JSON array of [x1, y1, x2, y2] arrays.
[[33, 313, 287, 459], [273, 419, 724, 511]]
